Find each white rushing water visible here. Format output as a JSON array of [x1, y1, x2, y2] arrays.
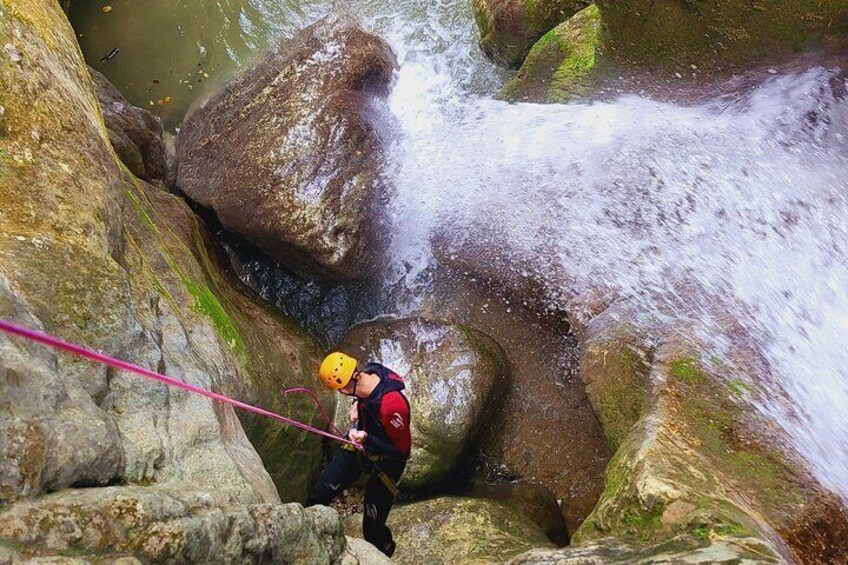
[[129, 0, 847, 504], [332, 1, 848, 503]]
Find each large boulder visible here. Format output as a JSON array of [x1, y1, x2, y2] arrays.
[[346, 497, 555, 564], [90, 68, 167, 183], [336, 318, 509, 489], [511, 302, 848, 564], [504, 1, 848, 103], [473, 0, 590, 69], [0, 487, 348, 563], [0, 2, 360, 561], [176, 17, 397, 280], [595, 0, 848, 73], [500, 4, 602, 103]]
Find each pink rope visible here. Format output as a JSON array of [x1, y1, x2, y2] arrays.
[[0, 319, 360, 449], [282, 387, 346, 437]]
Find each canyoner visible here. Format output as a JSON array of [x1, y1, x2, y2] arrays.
[[4, 0, 848, 562], [307, 352, 412, 558]]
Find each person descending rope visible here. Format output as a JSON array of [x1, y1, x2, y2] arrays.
[[307, 352, 411, 558]]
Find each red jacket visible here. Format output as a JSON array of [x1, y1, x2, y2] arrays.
[[356, 362, 411, 458]]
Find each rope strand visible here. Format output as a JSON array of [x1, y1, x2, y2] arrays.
[[0, 319, 360, 449]]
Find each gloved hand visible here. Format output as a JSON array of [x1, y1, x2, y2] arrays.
[[349, 429, 368, 445]]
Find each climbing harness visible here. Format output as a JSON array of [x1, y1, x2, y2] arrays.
[[0, 319, 362, 450], [341, 442, 401, 498]]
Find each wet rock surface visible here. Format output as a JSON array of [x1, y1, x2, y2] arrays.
[[176, 16, 397, 280], [595, 0, 848, 73], [500, 4, 601, 103], [336, 317, 509, 489], [90, 68, 167, 183], [422, 266, 611, 535], [507, 535, 781, 564], [570, 315, 848, 565], [346, 496, 555, 564], [0, 487, 348, 563], [432, 228, 848, 564], [473, 0, 590, 69]]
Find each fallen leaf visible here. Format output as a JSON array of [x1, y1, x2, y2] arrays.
[[102, 5, 112, 13]]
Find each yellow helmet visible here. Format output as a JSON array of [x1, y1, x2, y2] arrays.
[[319, 352, 358, 390]]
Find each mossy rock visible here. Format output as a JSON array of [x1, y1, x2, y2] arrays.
[[501, 4, 602, 103], [1, 0, 331, 512], [580, 322, 651, 451], [473, 0, 591, 69], [595, 0, 848, 72], [571, 336, 848, 564]]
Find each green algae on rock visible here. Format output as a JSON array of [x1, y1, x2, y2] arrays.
[[568, 326, 848, 564], [504, 1, 848, 103], [501, 4, 601, 103], [595, 0, 848, 73], [473, 0, 591, 69]]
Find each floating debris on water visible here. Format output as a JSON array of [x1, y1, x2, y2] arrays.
[[99, 47, 119, 63]]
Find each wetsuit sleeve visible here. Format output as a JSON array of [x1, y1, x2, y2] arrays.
[[364, 391, 411, 457]]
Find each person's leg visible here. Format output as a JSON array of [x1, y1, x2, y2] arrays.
[[306, 448, 361, 506], [361, 459, 406, 557]]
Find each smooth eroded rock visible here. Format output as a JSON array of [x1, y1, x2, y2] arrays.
[[346, 497, 554, 564], [473, 0, 590, 69], [0, 486, 348, 563], [176, 17, 397, 280], [90, 68, 167, 183], [336, 317, 509, 489]]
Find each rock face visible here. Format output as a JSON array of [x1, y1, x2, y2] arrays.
[[473, 0, 590, 69], [336, 318, 509, 489], [0, 487, 349, 563], [507, 536, 781, 564], [506, 1, 848, 103], [595, 0, 848, 72], [347, 497, 554, 564], [0, 2, 356, 561], [500, 4, 601, 103], [90, 68, 167, 183], [176, 17, 397, 280]]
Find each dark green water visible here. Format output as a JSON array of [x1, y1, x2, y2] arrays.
[[69, 0, 315, 130]]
